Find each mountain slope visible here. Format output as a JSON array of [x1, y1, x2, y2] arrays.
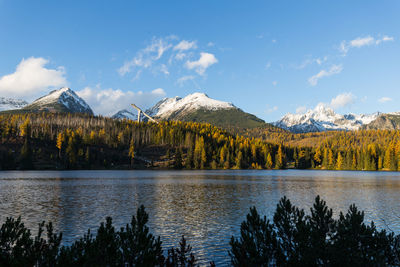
[[0, 97, 28, 111], [273, 104, 379, 133], [364, 113, 400, 130], [20, 88, 93, 115], [112, 109, 138, 120], [146, 92, 267, 129]]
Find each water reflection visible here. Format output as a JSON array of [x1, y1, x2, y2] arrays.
[[1, 170, 400, 265]]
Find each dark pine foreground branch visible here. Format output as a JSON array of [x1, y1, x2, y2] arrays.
[[1, 196, 400, 266]]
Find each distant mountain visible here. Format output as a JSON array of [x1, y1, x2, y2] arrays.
[[363, 113, 400, 130], [112, 109, 137, 120], [145, 92, 267, 129], [20, 88, 93, 115], [273, 104, 379, 133], [0, 97, 28, 111]]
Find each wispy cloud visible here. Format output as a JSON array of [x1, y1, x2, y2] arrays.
[[118, 37, 172, 76], [160, 64, 169, 75], [185, 52, 218, 75], [266, 105, 278, 114], [339, 35, 394, 55], [296, 56, 328, 69], [296, 106, 307, 114], [119, 37, 217, 79], [173, 40, 197, 51], [378, 97, 392, 103], [176, 75, 195, 86], [0, 57, 67, 98], [308, 64, 343, 86]]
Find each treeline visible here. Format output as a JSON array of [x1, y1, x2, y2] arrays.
[[1, 197, 400, 266], [0, 113, 287, 170], [290, 130, 400, 171], [2, 112, 400, 171]]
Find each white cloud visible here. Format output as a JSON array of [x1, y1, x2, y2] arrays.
[[207, 42, 215, 47], [185, 52, 218, 75], [340, 35, 394, 55], [272, 81, 278, 86], [378, 97, 392, 103], [330, 92, 355, 109], [382, 35, 394, 42], [144, 38, 172, 60], [308, 64, 343, 86], [173, 40, 197, 51], [118, 37, 172, 76], [265, 62, 271, 70], [77, 86, 166, 116], [296, 106, 307, 114], [176, 75, 195, 86], [297, 93, 356, 114], [0, 57, 67, 98], [296, 56, 328, 69], [160, 64, 169, 75], [175, 52, 186, 60], [266, 105, 278, 114]]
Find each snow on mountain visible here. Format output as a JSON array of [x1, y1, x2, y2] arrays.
[[146, 92, 235, 119], [27, 87, 93, 114], [112, 109, 138, 120], [0, 97, 28, 111], [273, 103, 379, 133]]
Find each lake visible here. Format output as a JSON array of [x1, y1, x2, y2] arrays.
[[0, 170, 400, 265]]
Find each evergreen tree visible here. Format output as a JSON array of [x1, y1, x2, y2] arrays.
[[129, 138, 135, 167], [174, 148, 183, 169], [275, 145, 285, 169], [20, 136, 33, 170], [265, 153, 273, 169]]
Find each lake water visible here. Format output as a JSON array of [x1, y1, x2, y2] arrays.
[[0, 170, 400, 265]]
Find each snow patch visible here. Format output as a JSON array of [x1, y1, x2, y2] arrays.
[[147, 92, 235, 119], [0, 97, 28, 111], [112, 109, 138, 120]]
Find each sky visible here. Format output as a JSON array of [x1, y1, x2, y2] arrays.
[[0, 0, 399, 121]]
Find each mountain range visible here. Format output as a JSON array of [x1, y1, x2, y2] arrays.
[[273, 104, 381, 133], [143, 92, 266, 129], [1, 88, 93, 115], [1, 88, 400, 133], [0, 97, 28, 111]]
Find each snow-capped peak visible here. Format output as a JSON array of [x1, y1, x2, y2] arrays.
[[146, 92, 235, 119], [28, 87, 93, 114], [273, 104, 379, 133], [112, 109, 138, 120], [0, 97, 28, 111]]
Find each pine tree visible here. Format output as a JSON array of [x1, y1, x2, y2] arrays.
[[336, 152, 343, 170], [265, 153, 273, 169], [174, 148, 183, 169], [314, 147, 322, 166], [56, 132, 64, 159], [129, 138, 135, 167], [20, 136, 33, 170], [328, 149, 334, 170], [275, 145, 285, 169], [236, 151, 243, 169]]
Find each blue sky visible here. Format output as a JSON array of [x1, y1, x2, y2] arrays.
[[0, 0, 399, 121]]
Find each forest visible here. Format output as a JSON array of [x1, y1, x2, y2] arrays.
[[0, 112, 400, 171], [1, 196, 400, 266]]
